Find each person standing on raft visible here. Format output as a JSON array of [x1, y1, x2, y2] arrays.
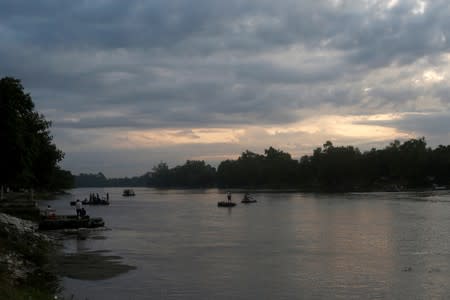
[[75, 199, 83, 218], [227, 191, 232, 202]]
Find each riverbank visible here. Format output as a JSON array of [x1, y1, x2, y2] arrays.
[[0, 212, 59, 299], [0, 190, 135, 300]]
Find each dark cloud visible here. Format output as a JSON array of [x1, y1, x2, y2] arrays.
[[360, 113, 450, 136], [2, 1, 449, 61]]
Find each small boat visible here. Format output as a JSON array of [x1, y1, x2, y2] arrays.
[[217, 201, 236, 207], [38, 215, 105, 230], [122, 189, 136, 197], [241, 193, 257, 204], [433, 184, 447, 190]]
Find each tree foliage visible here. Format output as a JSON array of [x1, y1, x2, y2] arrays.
[[74, 172, 151, 187], [0, 77, 72, 190], [217, 147, 298, 188], [295, 137, 437, 191], [75, 138, 450, 191], [150, 160, 216, 188]]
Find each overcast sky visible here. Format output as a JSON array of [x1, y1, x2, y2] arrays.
[[2, 0, 450, 177]]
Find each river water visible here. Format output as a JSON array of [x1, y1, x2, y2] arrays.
[[40, 188, 450, 299]]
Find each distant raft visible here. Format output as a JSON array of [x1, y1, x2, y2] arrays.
[[122, 189, 136, 197], [38, 215, 105, 230], [241, 193, 257, 204], [217, 201, 236, 207]]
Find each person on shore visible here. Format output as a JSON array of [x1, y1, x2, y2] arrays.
[[45, 205, 55, 218], [75, 199, 83, 218]]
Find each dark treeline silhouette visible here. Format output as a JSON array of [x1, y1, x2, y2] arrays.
[[218, 138, 449, 191], [151, 161, 216, 188], [75, 172, 150, 187], [76, 138, 450, 191], [217, 147, 298, 188], [222, 138, 450, 191], [0, 77, 74, 192], [75, 172, 152, 187], [75, 161, 216, 188]]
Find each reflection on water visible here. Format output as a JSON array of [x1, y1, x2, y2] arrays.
[[56, 250, 136, 280], [40, 188, 450, 299]]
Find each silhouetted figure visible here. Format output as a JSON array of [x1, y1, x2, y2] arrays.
[[227, 192, 232, 201], [45, 205, 56, 218], [76, 200, 83, 218]]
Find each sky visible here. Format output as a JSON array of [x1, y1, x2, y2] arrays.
[[1, 0, 450, 177]]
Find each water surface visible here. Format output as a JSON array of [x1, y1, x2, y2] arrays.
[[41, 188, 450, 299]]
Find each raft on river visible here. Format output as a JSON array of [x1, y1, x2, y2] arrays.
[[70, 199, 110, 206], [217, 201, 236, 207], [38, 215, 105, 230]]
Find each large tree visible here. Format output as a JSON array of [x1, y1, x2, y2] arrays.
[[0, 77, 65, 190]]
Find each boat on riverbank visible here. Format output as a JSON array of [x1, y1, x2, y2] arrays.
[[38, 215, 105, 230]]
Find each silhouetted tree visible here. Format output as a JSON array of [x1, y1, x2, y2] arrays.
[[217, 147, 298, 188], [148, 161, 216, 187], [430, 145, 450, 185], [0, 77, 65, 191], [150, 162, 171, 187]]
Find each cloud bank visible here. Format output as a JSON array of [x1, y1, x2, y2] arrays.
[[1, 0, 450, 176]]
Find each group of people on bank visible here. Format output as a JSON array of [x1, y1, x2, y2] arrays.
[[44, 199, 86, 219]]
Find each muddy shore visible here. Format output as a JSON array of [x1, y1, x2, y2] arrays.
[[0, 211, 136, 299]]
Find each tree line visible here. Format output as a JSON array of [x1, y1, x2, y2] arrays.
[[74, 172, 151, 187], [76, 138, 450, 192], [1, 77, 74, 192]]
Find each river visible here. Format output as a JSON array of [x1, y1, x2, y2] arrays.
[[40, 188, 450, 299]]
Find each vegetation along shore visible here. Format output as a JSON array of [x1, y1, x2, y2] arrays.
[[1, 77, 74, 298], [77, 137, 450, 192]]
